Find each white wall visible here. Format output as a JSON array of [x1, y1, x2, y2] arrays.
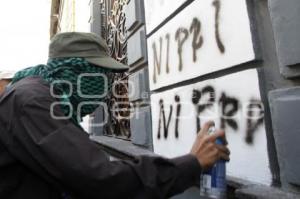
[[147, 0, 256, 91], [151, 69, 271, 185], [145, 0, 272, 185]]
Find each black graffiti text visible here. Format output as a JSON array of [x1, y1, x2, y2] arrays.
[[157, 99, 173, 139], [245, 99, 264, 144], [152, 0, 225, 83], [175, 27, 189, 71], [175, 95, 181, 138], [213, 0, 225, 53], [190, 18, 204, 62], [219, 92, 239, 131], [157, 86, 264, 145], [192, 86, 215, 132]]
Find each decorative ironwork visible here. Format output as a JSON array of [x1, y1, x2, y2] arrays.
[[100, 0, 131, 139]]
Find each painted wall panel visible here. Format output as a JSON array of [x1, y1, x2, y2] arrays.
[[131, 106, 152, 147], [269, 88, 300, 186], [129, 68, 150, 102], [127, 27, 147, 66], [144, 0, 187, 34], [125, 0, 145, 31], [269, 0, 300, 78], [147, 0, 257, 91], [150, 69, 271, 185]]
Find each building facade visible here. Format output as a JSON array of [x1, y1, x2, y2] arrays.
[[50, 0, 90, 37], [51, 0, 300, 198]]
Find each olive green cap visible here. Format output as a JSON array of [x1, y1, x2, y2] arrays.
[[49, 32, 129, 72]]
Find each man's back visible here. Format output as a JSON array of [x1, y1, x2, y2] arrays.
[[0, 77, 203, 199], [0, 77, 64, 199]]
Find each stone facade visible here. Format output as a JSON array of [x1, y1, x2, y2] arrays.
[[51, 0, 300, 198]]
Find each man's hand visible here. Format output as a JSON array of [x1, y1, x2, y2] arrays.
[[190, 121, 230, 171]]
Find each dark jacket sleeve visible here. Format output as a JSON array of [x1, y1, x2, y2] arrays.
[[8, 95, 201, 199]]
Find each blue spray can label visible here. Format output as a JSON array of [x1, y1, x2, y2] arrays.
[[200, 128, 227, 198]]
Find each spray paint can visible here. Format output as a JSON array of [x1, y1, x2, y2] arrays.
[[200, 127, 227, 199]]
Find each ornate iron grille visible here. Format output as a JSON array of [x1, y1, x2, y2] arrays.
[[100, 0, 131, 139]]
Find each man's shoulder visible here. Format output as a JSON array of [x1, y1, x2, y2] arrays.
[[10, 77, 53, 104], [0, 77, 55, 114], [14, 76, 49, 93]]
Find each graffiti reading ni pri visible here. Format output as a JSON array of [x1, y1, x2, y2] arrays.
[[151, 70, 272, 185], [153, 70, 265, 146], [156, 87, 263, 144], [152, 1, 225, 83], [147, 0, 257, 91]]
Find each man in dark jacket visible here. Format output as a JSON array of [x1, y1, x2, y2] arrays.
[[0, 32, 230, 199]]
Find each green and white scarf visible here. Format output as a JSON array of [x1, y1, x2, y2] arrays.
[[12, 57, 111, 125]]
